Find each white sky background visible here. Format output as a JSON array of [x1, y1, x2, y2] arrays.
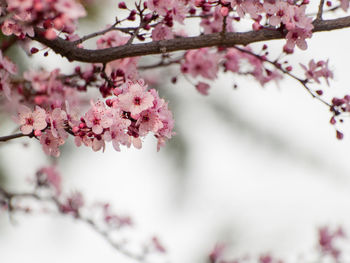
[[1, 1, 350, 263]]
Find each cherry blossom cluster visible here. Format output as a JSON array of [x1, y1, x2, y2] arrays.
[[13, 78, 174, 156], [1, 0, 86, 39], [1, 0, 345, 53], [179, 46, 281, 95], [300, 59, 333, 86], [144, 0, 327, 51], [0, 0, 349, 146]]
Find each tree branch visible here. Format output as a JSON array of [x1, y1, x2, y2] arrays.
[[0, 133, 29, 142], [30, 16, 350, 64], [316, 0, 326, 20]]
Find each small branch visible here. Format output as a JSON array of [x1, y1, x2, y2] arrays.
[[316, 0, 326, 20], [233, 46, 331, 107], [0, 133, 29, 142], [73, 22, 118, 45], [221, 15, 228, 36]]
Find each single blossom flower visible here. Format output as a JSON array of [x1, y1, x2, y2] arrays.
[[17, 105, 47, 135]]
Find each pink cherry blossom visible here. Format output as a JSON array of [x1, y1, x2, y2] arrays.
[[103, 123, 130, 151], [264, 1, 292, 27], [23, 69, 51, 92], [84, 100, 113, 135], [285, 27, 312, 51], [137, 109, 164, 136], [17, 105, 47, 135], [147, 0, 172, 16], [7, 0, 30, 12], [195, 82, 210, 95], [181, 48, 220, 80], [97, 30, 130, 49], [230, 0, 263, 19], [49, 108, 68, 139], [300, 59, 333, 85], [97, 31, 140, 80], [39, 130, 65, 157], [117, 81, 154, 117], [92, 137, 105, 152], [224, 48, 241, 73], [151, 24, 174, 41], [200, 6, 234, 34], [60, 192, 84, 216], [170, 0, 188, 23], [54, 0, 87, 21]]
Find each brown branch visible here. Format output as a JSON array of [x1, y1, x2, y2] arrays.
[[0, 133, 29, 142], [30, 16, 350, 64], [317, 0, 326, 20]]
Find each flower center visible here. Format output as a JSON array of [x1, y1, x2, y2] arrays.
[[26, 117, 34, 125], [134, 96, 141, 105]]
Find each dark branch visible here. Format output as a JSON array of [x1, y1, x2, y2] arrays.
[[317, 0, 326, 20], [30, 16, 350, 64], [0, 133, 29, 142]]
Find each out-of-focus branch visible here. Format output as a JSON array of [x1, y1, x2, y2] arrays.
[[0, 185, 155, 263]]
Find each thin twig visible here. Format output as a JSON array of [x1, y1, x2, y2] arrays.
[[316, 0, 326, 20], [233, 46, 331, 107]]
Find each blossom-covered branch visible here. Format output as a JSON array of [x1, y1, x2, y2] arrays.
[[1, 0, 350, 153], [30, 15, 350, 64]]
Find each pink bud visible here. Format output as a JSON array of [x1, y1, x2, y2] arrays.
[[72, 127, 80, 133], [220, 6, 229, 17], [336, 130, 344, 140], [45, 28, 57, 40], [118, 2, 127, 9], [330, 117, 336, 125], [34, 130, 42, 137], [316, 90, 323, 95], [252, 22, 262, 31], [30, 47, 39, 54]]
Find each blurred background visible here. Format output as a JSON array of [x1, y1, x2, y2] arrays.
[[1, 1, 350, 262]]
